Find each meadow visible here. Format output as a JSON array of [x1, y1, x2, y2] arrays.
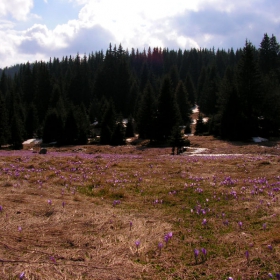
[[0, 136, 280, 280]]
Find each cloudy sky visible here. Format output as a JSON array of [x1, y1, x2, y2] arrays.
[[0, 0, 279, 68]]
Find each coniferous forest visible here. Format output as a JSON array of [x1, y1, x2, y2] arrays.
[[0, 33, 280, 149]]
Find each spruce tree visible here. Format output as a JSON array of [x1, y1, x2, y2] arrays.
[[100, 100, 116, 145], [0, 94, 9, 145], [10, 114, 24, 149], [25, 103, 39, 139], [156, 75, 181, 141], [184, 73, 196, 106], [175, 80, 192, 129], [42, 109, 64, 144], [236, 40, 263, 139], [136, 82, 157, 141], [76, 104, 89, 144], [125, 117, 135, 138], [64, 106, 79, 145]]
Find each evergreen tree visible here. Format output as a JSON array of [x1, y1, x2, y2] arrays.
[[259, 33, 280, 76], [100, 100, 116, 145], [136, 82, 157, 141], [125, 117, 135, 138], [75, 104, 89, 144], [197, 66, 207, 106], [10, 114, 24, 149], [42, 109, 64, 144], [169, 126, 189, 155], [139, 62, 150, 93], [111, 122, 125, 146], [259, 75, 280, 136], [199, 65, 220, 115], [156, 75, 181, 140], [214, 67, 239, 139], [236, 40, 263, 139], [184, 73, 196, 106], [175, 80, 192, 129], [259, 33, 271, 75], [0, 93, 9, 145], [169, 65, 180, 93], [194, 113, 207, 135], [64, 106, 79, 145], [25, 103, 39, 139]]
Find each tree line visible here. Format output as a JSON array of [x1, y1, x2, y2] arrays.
[[0, 34, 279, 149]]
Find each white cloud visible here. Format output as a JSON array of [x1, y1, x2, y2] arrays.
[[0, 0, 33, 21], [1, 0, 280, 68]]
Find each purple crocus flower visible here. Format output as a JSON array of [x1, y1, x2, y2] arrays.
[[276, 273, 280, 280], [19, 272, 25, 279], [164, 234, 169, 244], [201, 248, 207, 258], [50, 256, 56, 263], [18, 226, 22, 232], [0, 205, 3, 211], [129, 221, 132, 230], [202, 218, 207, 226], [194, 248, 199, 264], [62, 201, 65, 208], [48, 199, 52, 205], [245, 250, 250, 265], [268, 273, 273, 278], [268, 244, 273, 251], [135, 240, 140, 249], [238, 221, 243, 229]]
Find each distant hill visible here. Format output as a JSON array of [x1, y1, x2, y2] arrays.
[[0, 64, 21, 77]]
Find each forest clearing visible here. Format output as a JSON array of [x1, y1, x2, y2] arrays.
[[0, 136, 280, 279]]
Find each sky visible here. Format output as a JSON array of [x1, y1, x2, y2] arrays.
[[0, 0, 279, 68]]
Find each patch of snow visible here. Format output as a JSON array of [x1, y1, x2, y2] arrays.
[[192, 105, 199, 113], [252, 137, 268, 143], [185, 147, 209, 154]]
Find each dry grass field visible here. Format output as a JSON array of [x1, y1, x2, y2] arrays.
[[0, 136, 280, 279]]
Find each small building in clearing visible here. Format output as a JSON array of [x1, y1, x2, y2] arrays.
[[22, 139, 42, 150]]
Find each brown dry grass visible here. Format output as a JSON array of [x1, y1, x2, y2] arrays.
[[0, 136, 280, 279]]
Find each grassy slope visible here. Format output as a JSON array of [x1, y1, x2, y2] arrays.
[[0, 136, 280, 279]]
